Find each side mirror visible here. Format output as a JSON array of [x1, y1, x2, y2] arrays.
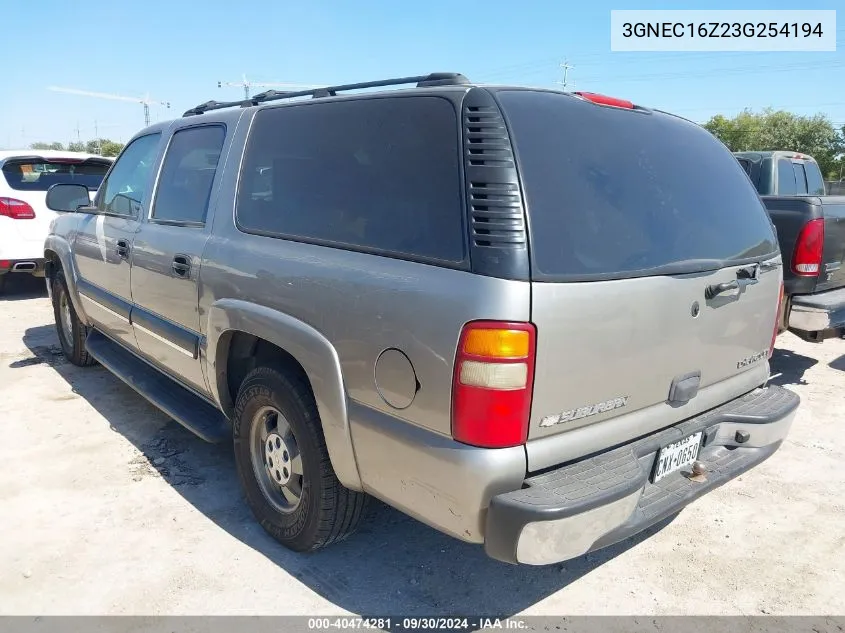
[[46, 183, 92, 213]]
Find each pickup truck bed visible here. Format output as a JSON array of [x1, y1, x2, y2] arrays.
[[762, 195, 845, 341]]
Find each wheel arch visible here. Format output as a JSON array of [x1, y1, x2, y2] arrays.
[[206, 299, 363, 491], [43, 236, 91, 327]]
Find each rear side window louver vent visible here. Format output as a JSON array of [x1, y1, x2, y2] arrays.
[[461, 90, 529, 282]]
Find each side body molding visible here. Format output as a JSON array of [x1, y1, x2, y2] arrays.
[[205, 299, 363, 491]]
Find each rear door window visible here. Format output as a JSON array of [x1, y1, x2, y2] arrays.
[[236, 96, 465, 263], [151, 125, 225, 224], [777, 159, 797, 195], [2, 158, 111, 191], [792, 162, 808, 195], [497, 90, 778, 280]]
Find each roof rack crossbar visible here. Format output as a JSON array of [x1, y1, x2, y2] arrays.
[[182, 72, 469, 117]]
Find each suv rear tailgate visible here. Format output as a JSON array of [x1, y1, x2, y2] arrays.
[[496, 90, 781, 468]]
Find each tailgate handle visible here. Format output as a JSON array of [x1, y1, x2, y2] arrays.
[[705, 266, 759, 299]]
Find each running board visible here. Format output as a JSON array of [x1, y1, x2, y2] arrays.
[[85, 329, 230, 443]]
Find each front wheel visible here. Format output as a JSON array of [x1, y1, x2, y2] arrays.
[[52, 270, 95, 367], [233, 366, 368, 552]]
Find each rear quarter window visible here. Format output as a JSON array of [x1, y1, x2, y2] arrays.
[[236, 96, 466, 264], [497, 90, 778, 280]]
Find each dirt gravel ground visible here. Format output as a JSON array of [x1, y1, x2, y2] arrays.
[[0, 274, 843, 617]]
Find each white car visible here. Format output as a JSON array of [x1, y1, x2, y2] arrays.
[[0, 150, 113, 293]]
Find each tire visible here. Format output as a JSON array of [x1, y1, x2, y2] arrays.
[[233, 365, 368, 552], [52, 269, 95, 367]]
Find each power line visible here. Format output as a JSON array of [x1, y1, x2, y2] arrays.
[[578, 60, 845, 83], [473, 29, 845, 81]]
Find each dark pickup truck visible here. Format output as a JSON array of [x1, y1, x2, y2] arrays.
[[735, 150, 845, 342]]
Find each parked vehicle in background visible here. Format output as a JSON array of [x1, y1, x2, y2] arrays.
[[734, 150, 845, 343], [827, 180, 845, 196], [43, 74, 798, 565], [0, 151, 112, 293]]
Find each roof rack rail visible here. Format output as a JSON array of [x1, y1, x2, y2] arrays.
[[182, 72, 470, 117]]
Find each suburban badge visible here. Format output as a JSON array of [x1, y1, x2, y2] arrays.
[[540, 396, 630, 427]]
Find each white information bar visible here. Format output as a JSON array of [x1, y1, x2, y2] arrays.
[[611, 10, 836, 51]]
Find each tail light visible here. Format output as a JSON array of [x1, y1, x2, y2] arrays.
[[770, 280, 784, 358], [451, 321, 536, 448], [0, 197, 36, 220], [573, 91, 634, 109], [792, 218, 824, 276]]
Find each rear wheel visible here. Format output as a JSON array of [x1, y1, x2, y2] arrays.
[[233, 365, 368, 552], [52, 270, 95, 367]]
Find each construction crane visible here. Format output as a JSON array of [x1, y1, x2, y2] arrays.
[[47, 87, 171, 127], [217, 75, 324, 100]]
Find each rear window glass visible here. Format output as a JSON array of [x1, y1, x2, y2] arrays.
[[805, 161, 826, 195], [777, 159, 797, 195], [1, 158, 110, 192], [736, 158, 752, 176], [236, 96, 465, 263], [792, 162, 808, 194], [497, 90, 778, 280]]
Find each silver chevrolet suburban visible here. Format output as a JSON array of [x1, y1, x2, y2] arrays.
[[43, 73, 799, 565]]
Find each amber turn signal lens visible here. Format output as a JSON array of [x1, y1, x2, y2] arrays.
[[462, 329, 530, 358]]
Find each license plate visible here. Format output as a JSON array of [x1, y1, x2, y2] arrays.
[[652, 432, 703, 482]]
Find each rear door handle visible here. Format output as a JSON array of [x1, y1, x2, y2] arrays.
[[116, 239, 130, 259], [171, 254, 192, 278]]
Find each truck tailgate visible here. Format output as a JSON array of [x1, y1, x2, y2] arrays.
[[816, 197, 845, 292]]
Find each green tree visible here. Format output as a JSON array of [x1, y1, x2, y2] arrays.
[[28, 139, 123, 157], [100, 140, 124, 157], [30, 141, 65, 151], [703, 109, 845, 179]]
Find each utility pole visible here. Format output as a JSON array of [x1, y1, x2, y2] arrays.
[[559, 59, 574, 91]]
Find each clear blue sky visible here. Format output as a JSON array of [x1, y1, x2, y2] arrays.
[[1, 0, 842, 148]]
